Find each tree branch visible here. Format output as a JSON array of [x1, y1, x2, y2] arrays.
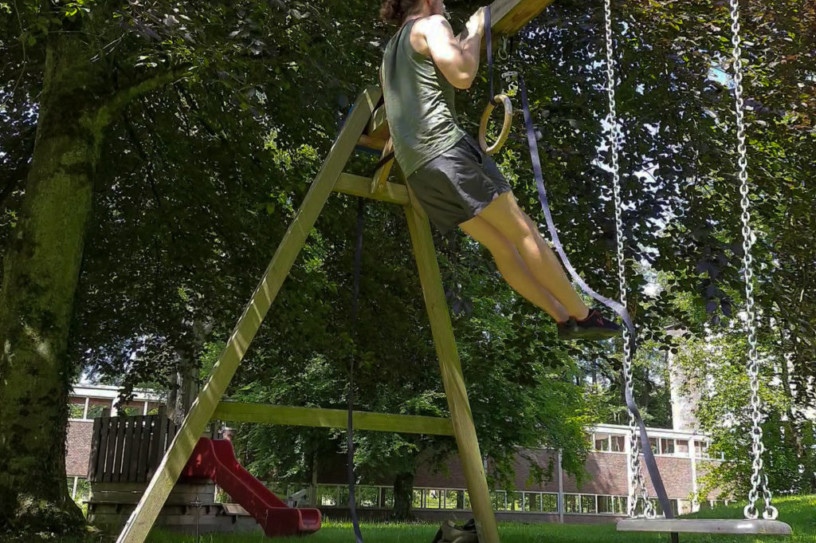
[[92, 64, 192, 129], [0, 178, 23, 210]]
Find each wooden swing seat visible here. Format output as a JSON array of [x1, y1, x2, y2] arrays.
[[617, 518, 792, 536]]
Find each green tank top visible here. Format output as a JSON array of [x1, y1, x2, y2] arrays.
[[381, 19, 466, 178]]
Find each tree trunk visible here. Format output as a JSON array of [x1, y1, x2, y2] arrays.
[[166, 320, 208, 425], [392, 471, 415, 521], [0, 31, 106, 537], [167, 357, 200, 426]]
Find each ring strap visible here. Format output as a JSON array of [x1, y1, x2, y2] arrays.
[[484, 2, 674, 519]]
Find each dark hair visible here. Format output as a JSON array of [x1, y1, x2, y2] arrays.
[[380, 0, 423, 25]]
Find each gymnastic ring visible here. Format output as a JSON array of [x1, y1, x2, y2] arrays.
[[478, 94, 513, 156]]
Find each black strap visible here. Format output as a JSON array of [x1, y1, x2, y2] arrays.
[[518, 78, 673, 518], [485, 6, 494, 102], [347, 198, 365, 542], [371, 151, 395, 176], [484, 5, 674, 519]]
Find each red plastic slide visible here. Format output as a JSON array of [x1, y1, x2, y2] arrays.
[[181, 438, 322, 537]]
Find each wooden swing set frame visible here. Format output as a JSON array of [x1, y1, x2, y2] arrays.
[[115, 2, 556, 542]]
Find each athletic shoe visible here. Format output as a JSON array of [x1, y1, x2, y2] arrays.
[[558, 309, 621, 341]]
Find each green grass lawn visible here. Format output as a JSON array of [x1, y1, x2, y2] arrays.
[[148, 495, 814, 543]]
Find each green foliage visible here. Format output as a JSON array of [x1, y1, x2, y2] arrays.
[[675, 330, 815, 496]]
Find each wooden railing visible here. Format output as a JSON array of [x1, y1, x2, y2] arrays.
[[88, 408, 178, 484]]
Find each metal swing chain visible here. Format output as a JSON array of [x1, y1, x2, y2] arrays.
[[602, 0, 654, 519], [727, 0, 777, 522]]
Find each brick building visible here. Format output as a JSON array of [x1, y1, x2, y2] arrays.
[[309, 423, 722, 523], [67, 385, 723, 522]]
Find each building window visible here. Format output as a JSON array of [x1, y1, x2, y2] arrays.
[[86, 402, 108, 419], [405, 488, 471, 511], [523, 493, 541, 512], [565, 494, 580, 513], [611, 436, 626, 452], [424, 489, 443, 509], [442, 490, 463, 510], [412, 489, 423, 508], [117, 404, 143, 417], [660, 439, 676, 455], [69, 403, 85, 419], [519, 492, 559, 512], [647, 498, 680, 517], [580, 495, 597, 514], [350, 486, 374, 508], [318, 485, 337, 506], [507, 491, 523, 511], [541, 493, 558, 513], [338, 486, 351, 507], [594, 435, 610, 451], [598, 495, 626, 515], [490, 491, 507, 511], [383, 488, 395, 509]]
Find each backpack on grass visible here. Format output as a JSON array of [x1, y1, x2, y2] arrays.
[[431, 518, 479, 543]]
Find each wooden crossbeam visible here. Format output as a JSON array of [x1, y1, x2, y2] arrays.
[[334, 173, 408, 205], [488, 0, 556, 37], [213, 402, 455, 436]]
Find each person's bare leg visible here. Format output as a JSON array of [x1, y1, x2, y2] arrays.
[[474, 192, 590, 320], [459, 215, 570, 322]]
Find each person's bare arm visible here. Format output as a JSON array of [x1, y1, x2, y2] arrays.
[[421, 9, 485, 89]]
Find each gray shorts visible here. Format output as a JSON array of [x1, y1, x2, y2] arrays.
[[406, 135, 512, 234]]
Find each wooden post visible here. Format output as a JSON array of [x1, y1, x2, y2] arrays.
[[403, 192, 500, 543], [115, 86, 382, 543], [88, 416, 102, 482], [113, 416, 127, 482], [123, 415, 140, 482], [103, 413, 118, 483], [146, 414, 169, 480]]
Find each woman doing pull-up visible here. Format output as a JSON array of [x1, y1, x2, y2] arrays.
[[380, 0, 620, 340]]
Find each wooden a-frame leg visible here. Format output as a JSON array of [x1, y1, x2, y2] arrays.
[[116, 86, 382, 543], [403, 190, 501, 543]]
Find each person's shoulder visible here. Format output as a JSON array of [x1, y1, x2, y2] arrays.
[[416, 14, 452, 36]]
